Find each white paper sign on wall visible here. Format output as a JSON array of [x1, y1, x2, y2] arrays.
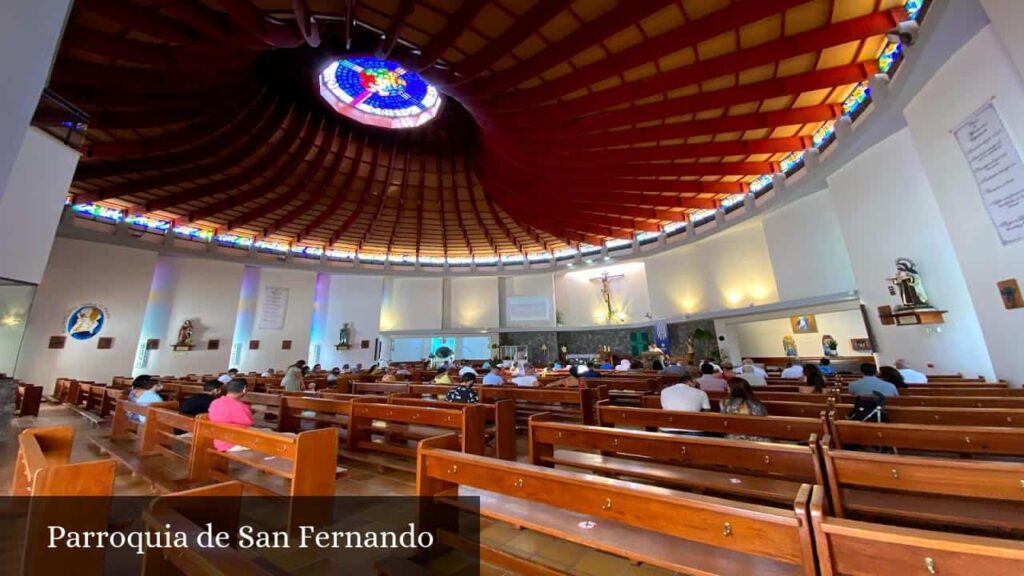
[[257, 286, 289, 331], [952, 101, 1024, 246]]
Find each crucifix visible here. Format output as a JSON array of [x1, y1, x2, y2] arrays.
[[589, 271, 625, 323]]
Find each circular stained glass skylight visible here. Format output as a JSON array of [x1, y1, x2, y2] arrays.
[[318, 57, 442, 129]]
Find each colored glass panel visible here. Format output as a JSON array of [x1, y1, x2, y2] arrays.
[[318, 57, 442, 129]]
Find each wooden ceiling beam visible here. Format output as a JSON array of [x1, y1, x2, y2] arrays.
[[52, 60, 248, 93], [507, 63, 874, 133], [296, 132, 363, 241], [385, 149, 411, 253], [264, 127, 349, 237], [415, 156, 426, 256], [363, 141, 399, 246], [59, 27, 254, 71], [146, 108, 310, 212], [327, 138, 383, 245], [148, 0, 266, 49], [191, 114, 322, 222], [376, 0, 415, 58], [229, 121, 338, 231], [463, 0, 676, 99], [411, 0, 487, 72], [216, 0, 306, 48], [530, 137, 808, 165], [77, 0, 197, 45]]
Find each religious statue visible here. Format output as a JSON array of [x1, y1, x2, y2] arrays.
[[175, 320, 194, 347], [589, 271, 625, 323], [887, 258, 931, 310], [338, 323, 351, 346]]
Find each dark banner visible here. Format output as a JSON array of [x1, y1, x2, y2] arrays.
[[0, 495, 480, 575]]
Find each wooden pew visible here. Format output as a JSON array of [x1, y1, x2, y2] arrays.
[[529, 416, 822, 506], [142, 481, 280, 576], [829, 419, 1024, 457], [640, 395, 828, 419], [138, 406, 198, 461], [412, 383, 603, 426], [388, 395, 517, 461], [596, 402, 825, 443], [15, 383, 42, 417], [415, 435, 817, 576], [11, 426, 116, 496], [821, 444, 1024, 535], [882, 387, 1024, 397], [189, 416, 344, 497], [832, 404, 1024, 427], [809, 485, 1024, 575], [580, 376, 656, 406], [241, 391, 283, 429], [344, 402, 487, 473], [840, 394, 1024, 409], [350, 381, 410, 395], [107, 399, 180, 441]]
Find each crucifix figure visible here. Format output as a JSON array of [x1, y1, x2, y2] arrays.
[[589, 271, 625, 323]]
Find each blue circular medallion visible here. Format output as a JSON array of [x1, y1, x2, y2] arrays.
[[67, 305, 105, 341], [318, 57, 442, 129]]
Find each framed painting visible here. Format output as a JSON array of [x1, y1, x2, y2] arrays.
[[850, 338, 873, 353], [790, 314, 818, 334]]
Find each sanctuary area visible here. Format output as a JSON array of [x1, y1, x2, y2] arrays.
[[2, 0, 1023, 574]]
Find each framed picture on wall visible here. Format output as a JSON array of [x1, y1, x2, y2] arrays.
[[282, 340, 292, 350], [249, 340, 260, 350], [790, 314, 818, 334], [850, 338, 872, 353], [146, 338, 160, 350], [360, 340, 370, 349], [97, 337, 113, 350], [48, 336, 66, 349], [207, 339, 220, 351]]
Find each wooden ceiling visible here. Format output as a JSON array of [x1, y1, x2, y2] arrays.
[[60, 0, 913, 258]]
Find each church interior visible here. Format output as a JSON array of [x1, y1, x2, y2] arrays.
[[3, 0, 1024, 574]]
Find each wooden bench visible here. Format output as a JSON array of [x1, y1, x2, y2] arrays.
[[529, 416, 823, 506], [415, 435, 817, 576], [12, 425, 115, 496], [107, 399, 180, 441], [828, 419, 1024, 458], [809, 486, 1024, 575], [388, 395, 517, 461], [832, 404, 1024, 427], [142, 481, 281, 576], [15, 383, 42, 417], [840, 394, 1024, 409], [821, 443, 1024, 535], [640, 395, 828, 419], [189, 416, 344, 498], [350, 381, 411, 395], [580, 376, 656, 406], [597, 402, 825, 443], [344, 402, 487, 473]]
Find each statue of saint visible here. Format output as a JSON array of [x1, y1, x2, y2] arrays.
[[176, 320, 193, 347], [888, 258, 930, 310], [338, 323, 351, 346]]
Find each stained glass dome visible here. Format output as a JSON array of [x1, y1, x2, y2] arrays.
[[318, 57, 442, 129]]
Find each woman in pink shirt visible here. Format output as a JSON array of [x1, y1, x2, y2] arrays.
[[207, 379, 254, 451]]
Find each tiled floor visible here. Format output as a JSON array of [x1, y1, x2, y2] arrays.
[[4, 406, 683, 576]]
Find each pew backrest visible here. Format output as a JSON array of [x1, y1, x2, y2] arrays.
[[596, 402, 824, 442], [11, 426, 115, 496]]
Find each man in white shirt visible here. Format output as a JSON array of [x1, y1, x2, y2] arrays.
[[614, 359, 632, 371], [735, 365, 767, 387], [458, 365, 478, 377], [482, 367, 504, 386], [894, 359, 928, 383], [780, 362, 804, 379], [740, 358, 767, 378], [511, 366, 538, 387], [659, 376, 711, 433], [218, 368, 238, 384]]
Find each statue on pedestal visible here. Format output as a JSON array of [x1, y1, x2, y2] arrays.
[[175, 320, 194, 347], [887, 258, 931, 311], [339, 323, 351, 346]]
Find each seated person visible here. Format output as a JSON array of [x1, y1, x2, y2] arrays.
[[433, 368, 452, 384], [445, 373, 479, 403], [879, 365, 907, 389], [396, 364, 412, 377], [614, 359, 632, 371], [740, 358, 768, 378], [658, 375, 711, 434], [217, 368, 239, 384], [651, 359, 665, 371], [695, 362, 727, 393], [894, 358, 928, 383], [720, 361, 736, 379], [341, 363, 351, 374], [179, 380, 221, 416], [780, 362, 804, 379], [720, 378, 768, 441], [584, 362, 602, 377], [800, 364, 827, 394], [600, 361, 614, 370], [661, 361, 687, 376], [458, 365, 478, 377], [207, 379, 254, 452], [326, 367, 341, 384], [127, 375, 163, 423], [848, 363, 899, 397], [260, 367, 275, 377], [511, 365, 539, 387], [549, 365, 580, 388], [381, 368, 399, 383], [311, 363, 322, 373], [734, 364, 767, 387], [818, 358, 836, 377], [481, 367, 504, 386]]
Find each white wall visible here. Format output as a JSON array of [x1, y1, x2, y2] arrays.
[[235, 267, 315, 372], [501, 274, 556, 328], [316, 274, 384, 369], [16, 238, 157, 391], [136, 256, 242, 377], [827, 128, 995, 378], [904, 24, 1024, 385], [762, 191, 857, 301], [380, 277, 443, 331], [729, 308, 869, 359], [0, 284, 37, 377], [0, 128, 80, 283], [555, 261, 651, 326], [0, 0, 72, 204], [449, 276, 499, 329], [646, 221, 780, 318]]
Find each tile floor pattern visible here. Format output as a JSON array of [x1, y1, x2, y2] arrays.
[[3, 406, 683, 576]]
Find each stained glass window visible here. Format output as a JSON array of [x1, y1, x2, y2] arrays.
[[318, 57, 442, 129]]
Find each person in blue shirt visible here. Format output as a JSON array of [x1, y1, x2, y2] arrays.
[[818, 358, 836, 377], [481, 367, 504, 386], [127, 375, 164, 422], [847, 363, 899, 397]]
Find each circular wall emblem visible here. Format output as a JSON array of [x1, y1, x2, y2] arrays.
[[66, 305, 106, 340]]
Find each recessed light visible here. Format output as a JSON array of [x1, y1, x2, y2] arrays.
[[603, 256, 611, 261], [585, 259, 593, 264]]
